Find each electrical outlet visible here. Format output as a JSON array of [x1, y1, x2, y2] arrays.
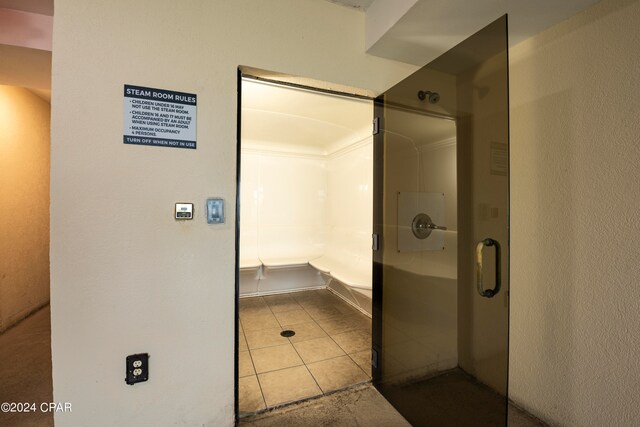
[[125, 353, 149, 385]]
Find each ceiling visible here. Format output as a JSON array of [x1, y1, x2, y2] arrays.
[[0, 0, 52, 101], [0, 0, 52, 15], [241, 78, 457, 156], [241, 79, 373, 156], [0, 0, 602, 105], [366, 0, 601, 66]]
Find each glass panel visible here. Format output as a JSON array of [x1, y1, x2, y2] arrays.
[[373, 16, 509, 427]]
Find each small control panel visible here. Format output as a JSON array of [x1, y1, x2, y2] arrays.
[[175, 203, 193, 220], [125, 353, 149, 385], [206, 198, 225, 224]]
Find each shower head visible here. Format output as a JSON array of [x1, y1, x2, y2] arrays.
[[417, 90, 440, 104]]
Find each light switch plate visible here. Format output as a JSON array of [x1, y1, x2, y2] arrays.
[[206, 198, 225, 224]]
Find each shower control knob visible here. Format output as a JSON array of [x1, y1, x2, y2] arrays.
[[411, 213, 447, 239]]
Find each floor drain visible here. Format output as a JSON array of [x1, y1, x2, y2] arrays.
[[280, 330, 295, 338]]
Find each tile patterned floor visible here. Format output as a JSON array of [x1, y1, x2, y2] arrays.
[[239, 290, 372, 415]]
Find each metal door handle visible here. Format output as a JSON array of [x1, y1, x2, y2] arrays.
[[427, 223, 447, 230], [411, 213, 447, 239], [476, 238, 501, 298]]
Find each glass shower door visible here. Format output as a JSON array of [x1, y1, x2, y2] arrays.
[[372, 16, 510, 427]]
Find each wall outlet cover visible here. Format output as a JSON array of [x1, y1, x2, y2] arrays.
[[125, 353, 149, 385]]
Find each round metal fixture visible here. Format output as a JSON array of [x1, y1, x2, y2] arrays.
[[417, 90, 440, 104], [411, 213, 447, 239]]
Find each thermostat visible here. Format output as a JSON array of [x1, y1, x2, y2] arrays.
[[206, 198, 225, 224], [175, 203, 193, 220]]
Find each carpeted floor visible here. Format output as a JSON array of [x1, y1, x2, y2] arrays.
[[0, 306, 54, 427]]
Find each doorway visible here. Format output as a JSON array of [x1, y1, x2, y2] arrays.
[[0, 4, 54, 426], [0, 77, 53, 427], [235, 15, 510, 426], [235, 72, 375, 417]]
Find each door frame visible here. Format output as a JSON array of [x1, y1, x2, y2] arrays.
[[234, 67, 375, 422]]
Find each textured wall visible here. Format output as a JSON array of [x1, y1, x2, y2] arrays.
[[0, 85, 50, 332], [509, 0, 640, 425], [49, 1, 416, 426]]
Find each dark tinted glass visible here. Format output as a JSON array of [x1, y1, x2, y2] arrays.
[[373, 15, 509, 427]]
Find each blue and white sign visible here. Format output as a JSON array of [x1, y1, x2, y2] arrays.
[[123, 84, 197, 149]]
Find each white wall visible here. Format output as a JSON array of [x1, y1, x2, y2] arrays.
[[240, 149, 327, 265], [239, 136, 373, 294], [509, 0, 640, 425], [327, 138, 373, 267], [0, 85, 50, 332], [51, 0, 640, 425], [239, 152, 260, 267], [49, 1, 416, 426]]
